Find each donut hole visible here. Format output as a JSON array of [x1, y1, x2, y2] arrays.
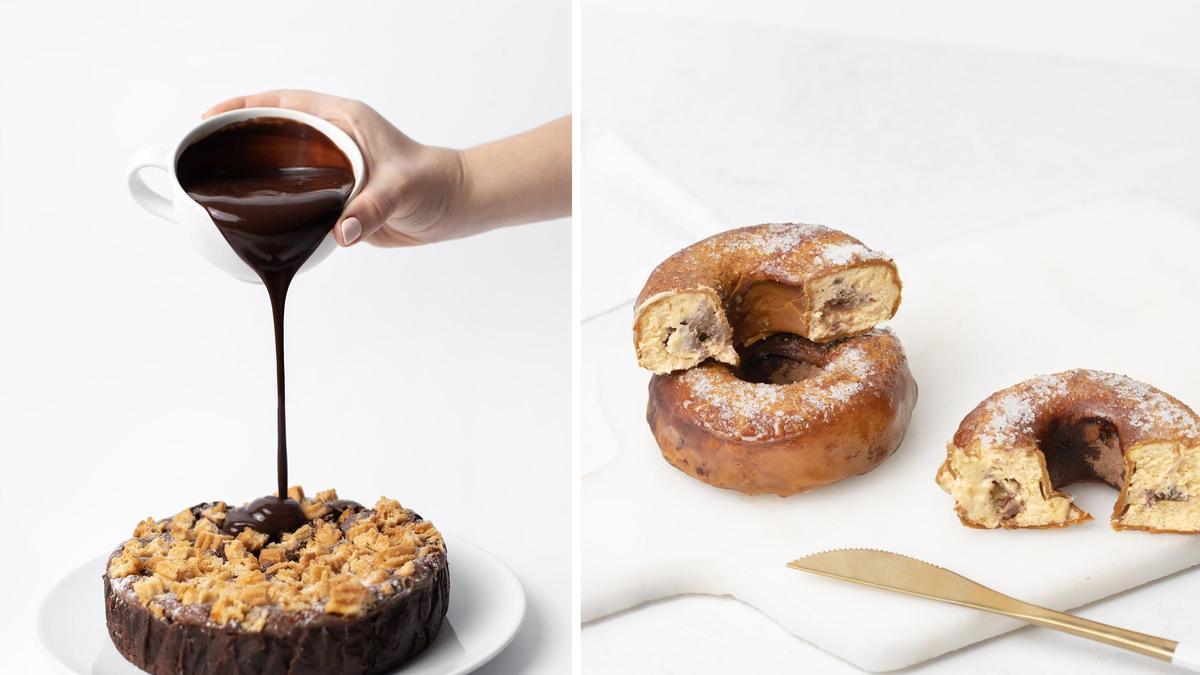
[[1037, 417, 1125, 490], [736, 334, 826, 385], [740, 354, 824, 385]]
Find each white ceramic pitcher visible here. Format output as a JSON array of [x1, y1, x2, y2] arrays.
[[126, 107, 365, 283]]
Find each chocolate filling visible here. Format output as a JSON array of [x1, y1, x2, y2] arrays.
[[822, 285, 868, 313], [1146, 486, 1187, 507], [1038, 417, 1125, 489], [990, 480, 1022, 521], [222, 496, 309, 541]]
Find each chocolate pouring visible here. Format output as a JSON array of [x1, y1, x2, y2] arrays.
[[176, 117, 353, 539], [102, 117, 449, 675]]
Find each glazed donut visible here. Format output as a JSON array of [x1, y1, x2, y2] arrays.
[[634, 224, 901, 374], [936, 369, 1200, 533], [647, 330, 917, 496]]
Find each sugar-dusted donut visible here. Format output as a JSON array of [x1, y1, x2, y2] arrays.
[[634, 224, 901, 374], [647, 330, 917, 496], [936, 369, 1200, 532]]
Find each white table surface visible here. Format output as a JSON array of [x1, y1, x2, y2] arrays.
[[581, 1, 1200, 672], [0, 2, 569, 673]]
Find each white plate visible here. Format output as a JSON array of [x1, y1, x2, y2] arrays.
[[38, 534, 524, 675]]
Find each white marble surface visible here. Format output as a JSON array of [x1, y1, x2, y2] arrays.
[[582, 2, 1200, 672], [0, 2, 569, 673], [584, 197, 1200, 671]]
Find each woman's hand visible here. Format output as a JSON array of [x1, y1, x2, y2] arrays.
[[204, 90, 570, 247], [205, 90, 464, 247]]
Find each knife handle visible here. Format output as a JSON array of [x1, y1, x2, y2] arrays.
[[1174, 642, 1200, 671], [1001, 600, 1181, 667]]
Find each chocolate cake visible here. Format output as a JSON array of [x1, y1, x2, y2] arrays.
[[103, 487, 448, 674]]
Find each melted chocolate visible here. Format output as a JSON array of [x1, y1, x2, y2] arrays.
[[222, 496, 309, 538], [324, 499, 364, 520], [177, 118, 353, 540]]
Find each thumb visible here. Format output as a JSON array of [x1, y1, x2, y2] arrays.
[[335, 186, 396, 246]]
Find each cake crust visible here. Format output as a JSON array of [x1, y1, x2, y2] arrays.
[[103, 489, 448, 675]]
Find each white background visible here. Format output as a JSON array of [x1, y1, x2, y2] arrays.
[[582, 0, 1200, 673], [0, 1, 570, 673]]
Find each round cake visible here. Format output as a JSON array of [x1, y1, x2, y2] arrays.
[[936, 370, 1200, 532], [103, 487, 448, 674], [648, 330, 917, 496], [633, 223, 902, 374]]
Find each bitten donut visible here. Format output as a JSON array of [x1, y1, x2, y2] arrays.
[[634, 223, 901, 374], [936, 370, 1200, 533], [647, 330, 917, 496]]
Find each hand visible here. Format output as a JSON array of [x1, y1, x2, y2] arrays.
[[204, 90, 466, 247], [204, 90, 571, 247]]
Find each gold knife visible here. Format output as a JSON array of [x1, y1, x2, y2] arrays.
[[787, 548, 1200, 670]]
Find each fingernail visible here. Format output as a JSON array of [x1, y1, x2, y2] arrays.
[[340, 217, 362, 245]]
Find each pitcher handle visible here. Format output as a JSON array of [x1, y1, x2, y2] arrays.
[[127, 147, 176, 222]]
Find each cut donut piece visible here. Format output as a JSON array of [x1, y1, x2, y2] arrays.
[[633, 289, 738, 375], [936, 370, 1200, 532], [633, 224, 900, 374], [647, 330, 917, 496]]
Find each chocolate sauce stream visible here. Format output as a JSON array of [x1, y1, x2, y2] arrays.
[[269, 275, 289, 502], [176, 117, 353, 539]]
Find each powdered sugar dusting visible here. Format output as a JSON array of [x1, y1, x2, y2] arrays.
[[1086, 370, 1200, 438], [815, 241, 889, 266], [968, 369, 1200, 448], [723, 223, 828, 256], [641, 223, 894, 302], [676, 331, 894, 441], [682, 373, 785, 441], [733, 224, 891, 284], [974, 374, 1069, 446], [837, 345, 874, 379]]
